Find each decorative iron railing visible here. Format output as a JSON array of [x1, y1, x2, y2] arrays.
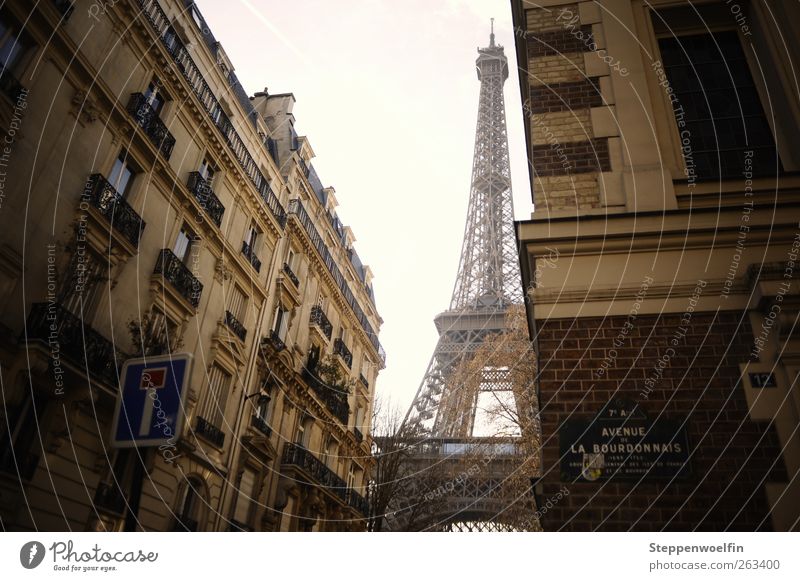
[[288, 199, 383, 360], [241, 241, 261, 273], [195, 415, 225, 448], [153, 249, 203, 308], [309, 305, 332, 341], [82, 173, 146, 248], [301, 368, 349, 425], [250, 414, 272, 437], [126, 92, 175, 160], [134, 0, 286, 226], [187, 172, 225, 227], [333, 338, 353, 369], [224, 310, 247, 342], [282, 262, 299, 287], [24, 302, 126, 386]]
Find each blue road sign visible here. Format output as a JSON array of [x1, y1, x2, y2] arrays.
[[110, 353, 193, 448]]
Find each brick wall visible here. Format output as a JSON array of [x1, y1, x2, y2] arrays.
[[535, 311, 786, 531]]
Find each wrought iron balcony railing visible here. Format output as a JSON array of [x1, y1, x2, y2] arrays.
[[126, 93, 175, 160], [241, 241, 261, 273], [266, 330, 286, 353], [153, 249, 203, 309], [24, 302, 126, 386], [135, 0, 286, 227], [83, 173, 146, 248], [93, 481, 126, 515], [344, 487, 369, 516], [187, 172, 225, 227], [282, 262, 299, 287], [288, 199, 383, 359], [309, 305, 332, 341], [195, 415, 225, 448], [250, 414, 272, 438], [301, 368, 349, 425], [283, 442, 345, 491], [224, 310, 247, 342], [333, 338, 353, 369], [0, 65, 25, 102], [281, 444, 368, 516]]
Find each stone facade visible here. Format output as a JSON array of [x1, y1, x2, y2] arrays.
[[0, 0, 383, 531], [513, 0, 800, 531]]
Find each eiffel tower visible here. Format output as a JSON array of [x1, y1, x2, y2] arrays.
[[387, 22, 539, 532]]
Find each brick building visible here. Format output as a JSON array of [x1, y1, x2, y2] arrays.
[[511, 0, 800, 530]]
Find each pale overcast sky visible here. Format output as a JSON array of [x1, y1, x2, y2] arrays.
[[196, 0, 533, 416]]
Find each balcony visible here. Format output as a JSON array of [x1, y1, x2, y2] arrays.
[[309, 305, 332, 341], [93, 481, 126, 516], [301, 368, 349, 425], [224, 310, 247, 342], [344, 488, 369, 516], [127, 93, 175, 160], [333, 338, 353, 369], [195, 416, 225, 448], [0, 66, 25, 102], [153, 249, 203, 309], [241, 241, 261, 273], [250, 414, 272, 438], [282, 262, 299, 287], [262, 330, 286, 353], [281, 444, 368, 517], [24, 302, 126, 386], [135, 0, 286, 227], [82, 173, 146, 249], [187, 172, 225, 227]]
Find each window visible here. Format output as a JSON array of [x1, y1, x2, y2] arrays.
[[226, 283, 246, 321], [0, 387, 45, 478], [176, 477, 204, 530], [233, 469, 256, 526], [143, 79, 167, 115], [173, 224, 195, 264], [272, 305, 290, 342], [189, 3, 204, 30], [198, 156, 216, 182], [0, 14, 29, 73], [198, 365, 231, 429], [108, 150, 138, 196], [244, 222, 260, 250], [657, 30, 781, 178], [163, 25, 179, 54], [347, 463, 357, 489], [294, 418, 306, 446]]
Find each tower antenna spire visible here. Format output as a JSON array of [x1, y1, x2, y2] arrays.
[[490, 17, 495, 47]]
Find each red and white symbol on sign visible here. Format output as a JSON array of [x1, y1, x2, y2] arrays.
[[139, 367, 168, 436], [140, 367, 167, 390]]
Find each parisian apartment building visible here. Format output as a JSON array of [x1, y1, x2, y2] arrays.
[[512, 0, 800, 530], [0, 0, 384, 531]]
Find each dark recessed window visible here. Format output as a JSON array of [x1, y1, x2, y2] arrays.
[[658, 31, 781, 179]]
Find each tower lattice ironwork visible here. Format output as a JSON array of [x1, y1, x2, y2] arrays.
[[404, 23, 523, 437], [388, 24, 539, 532]]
